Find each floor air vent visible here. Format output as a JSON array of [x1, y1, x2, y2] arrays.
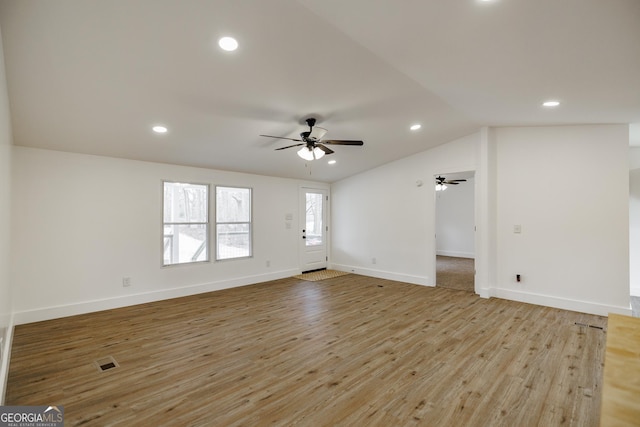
[[95, 356, 119, 372], [574, 322, 605, 331]]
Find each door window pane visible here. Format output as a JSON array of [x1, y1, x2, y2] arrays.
[[306, 192, 323, 247]]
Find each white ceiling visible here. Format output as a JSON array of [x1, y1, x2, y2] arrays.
[[1, 0, 639, 182]]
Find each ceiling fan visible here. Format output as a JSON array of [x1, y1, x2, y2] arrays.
[[435, 176, 467, 191], [259, 118, 364, 161]]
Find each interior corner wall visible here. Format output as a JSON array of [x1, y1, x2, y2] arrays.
[[11, 147, 325, 324], [330, 132, 480, 285], [494, 125, 630, 315], [0, 24, 14, 404], [436, 177, 475, 258]]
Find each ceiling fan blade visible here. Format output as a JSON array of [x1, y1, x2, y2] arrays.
[[448, 179, 467, 182], [275, 143, 305, 150], [446, 182, 460, 185], [260, 134, 303, 142], [316, 144, 334, 155], [322, 140, 364, 146]]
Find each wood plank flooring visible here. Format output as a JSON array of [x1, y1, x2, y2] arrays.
[[7, 275, 607, 426]]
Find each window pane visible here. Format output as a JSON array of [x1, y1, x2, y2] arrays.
[[306, 192, 323, 247], [163, 224, 208, 265], [164, 182, 208, 223], [217, 223, 251, 260], [216, 187, 251, 223]]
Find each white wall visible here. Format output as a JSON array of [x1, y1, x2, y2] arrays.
[[0, 25, 13, 405], [331, 132, 480, 285], [630, 146, 640, 296], [493, 125, 630, 315], [436, 177, 475, 258], [0, 26, 13, 404], [11, 147, 327, 323]]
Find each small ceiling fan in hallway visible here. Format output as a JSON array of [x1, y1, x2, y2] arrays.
[[435, 175, 467, 191]]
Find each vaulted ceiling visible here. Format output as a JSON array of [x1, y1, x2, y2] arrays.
[[1, 0, 639, 182]]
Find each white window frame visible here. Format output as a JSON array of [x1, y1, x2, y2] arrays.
[[162, 180, 210, 266], [215, 185, 253, 261]]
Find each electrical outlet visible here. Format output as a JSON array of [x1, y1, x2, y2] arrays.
[[122, 277, 131, 287]]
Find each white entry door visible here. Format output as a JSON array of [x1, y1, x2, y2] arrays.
[[300, 188, 328, 272]]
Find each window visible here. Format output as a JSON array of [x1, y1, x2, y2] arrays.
[[163, 181, 209, 266], [216, 186, 252, 260]]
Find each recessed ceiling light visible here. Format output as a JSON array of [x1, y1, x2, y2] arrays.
[[152, 125, 168, 133], [542, 100, 560, 107], [328, 160, 337, 165], [410, 124, 422, 131], [218, 36, 238, 52]]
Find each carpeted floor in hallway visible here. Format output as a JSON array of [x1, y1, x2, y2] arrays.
[[436, 255, 475, 292]]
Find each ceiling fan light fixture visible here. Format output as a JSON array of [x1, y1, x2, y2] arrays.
[[309, 126, 328, 141], [297, 147, 314, 161], [435, 183, 447, 191], [313, 147, 325, 159], [218, 36, 238, 52]]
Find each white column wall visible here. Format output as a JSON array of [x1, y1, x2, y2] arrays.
[[493, 125, 630, 314]]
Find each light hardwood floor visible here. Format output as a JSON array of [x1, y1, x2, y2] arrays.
[[7, 275, 607, 426]]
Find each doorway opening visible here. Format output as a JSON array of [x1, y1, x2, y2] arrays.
[[435, 171, 476, 292]]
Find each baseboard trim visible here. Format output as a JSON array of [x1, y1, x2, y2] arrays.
[[476, 288, 493, 299], [436, 251, 475, 259], [0, 315, 15, 405], [491, 288, 632, 317], [13, 269, 299, 325], [330, 264, 432, 287]]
